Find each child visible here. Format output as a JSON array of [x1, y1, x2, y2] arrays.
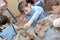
[[0, 15, 22, 40], [43, 16, 60, 40], [0, 0, 7, 12], [44, 0, 60, 17], [18, 1, 48, 30], [34, 16, 60, 40], [0, 0, 8, 16]]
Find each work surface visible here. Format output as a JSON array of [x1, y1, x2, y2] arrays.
[[16, 14, 60, 40]]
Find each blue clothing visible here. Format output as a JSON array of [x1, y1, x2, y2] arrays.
[[35, 14, 59, 40], [44, 28, 60, 40], [0, 24, 16, 40], [26, 6, 48, 27], [27, 6, 47, 21], [34, 1, 44, 7]]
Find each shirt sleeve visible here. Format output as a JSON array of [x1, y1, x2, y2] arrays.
[[0, 0, 5, 7], [30, 10, 44, 21], [0, 34, 4, 39], [53, 18, 60, 27]]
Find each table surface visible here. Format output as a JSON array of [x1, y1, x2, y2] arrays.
[[15, 14, 58, 40]]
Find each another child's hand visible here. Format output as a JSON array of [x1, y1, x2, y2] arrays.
[[47, 11, 55, 14]]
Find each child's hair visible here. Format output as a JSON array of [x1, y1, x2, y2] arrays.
[[26, 0, 35, 4], [18, 1, 27, 13], [44, 0, 59, 11], [0, 15, 10, 25]]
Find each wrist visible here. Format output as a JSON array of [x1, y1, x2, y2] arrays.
[[28, 20, 33, 25]]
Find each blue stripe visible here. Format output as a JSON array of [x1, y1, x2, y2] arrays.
[[0, 35, 4, 39]]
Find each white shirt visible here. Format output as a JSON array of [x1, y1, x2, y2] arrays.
[[0, 0, 5, 7], [53, 18, 60, 27]]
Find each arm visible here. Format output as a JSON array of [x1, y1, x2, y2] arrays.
[[47, 16, 54, 24], [26, 11, 41, 25], [13, 24, 23, 33], [24, 10, 43, 30], [23, 20, 33, 30], [47, 11, 55, 14]]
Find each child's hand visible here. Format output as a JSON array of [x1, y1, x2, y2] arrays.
[[23, 20, 33, 30], [23, 23, 30, 30], [20, 16, 27, 22], [47, 11, 55, 14]]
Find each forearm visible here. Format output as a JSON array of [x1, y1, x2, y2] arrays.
[[16, 27, 23, 32], [48, 16, 53, 24], [12, 24, 21, 33], [28, 20, 34, 26], [13, 20, 33, 32]]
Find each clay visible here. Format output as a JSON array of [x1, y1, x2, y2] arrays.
[[19, 30, 34, 40], [34, 20, 48, 38]]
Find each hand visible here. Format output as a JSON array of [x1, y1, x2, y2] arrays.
[[47, 11, 55, 14], [23, 20, 33, 30], [20, 16, 27, 22], [23, 23, 31, 30]]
